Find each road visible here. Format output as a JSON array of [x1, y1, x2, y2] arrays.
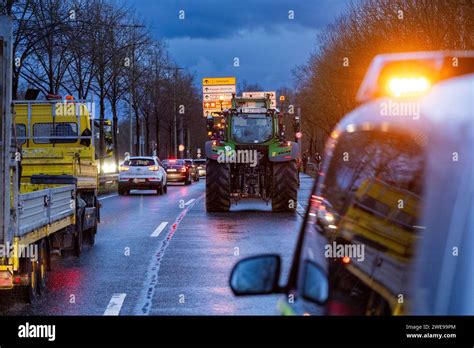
[[0, 175, 314, 316]]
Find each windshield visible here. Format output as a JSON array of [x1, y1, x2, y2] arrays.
[[163, 159, 185, 166], [124, 158, 155, 166], [231, 113, 273, 143]]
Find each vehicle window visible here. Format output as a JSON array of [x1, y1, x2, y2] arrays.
[[298, 129, 425, 314], [15, 124, 26, 145], [33, 123, 78, 144], [123, 158, 155, 166], [194, 159, 206, 165], [231, 114, 273, 143], [163, 159, 185, 165]]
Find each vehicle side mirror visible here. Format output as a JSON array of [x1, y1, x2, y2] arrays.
[[230, 255, 282, 295], [301, 260, 329, 305]]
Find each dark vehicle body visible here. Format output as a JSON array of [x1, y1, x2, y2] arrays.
[[185, 158, 200, 182], [163, 159, 192, 185]]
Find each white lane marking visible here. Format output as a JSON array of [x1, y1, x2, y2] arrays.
[[413, 225, 426, 229], [135, 194, 204, 315], [151, 222, 168, 237], [104, 293, 126, 316], [296, 203, 306, 217], [184, 199, 195, 206], [99, 193, 118, 201]]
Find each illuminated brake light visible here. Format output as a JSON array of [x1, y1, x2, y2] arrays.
[[119, 165, 129, 172], [148, 165, 159, 171], [180, 167, 187, 173], [387, 76, 430, 97]]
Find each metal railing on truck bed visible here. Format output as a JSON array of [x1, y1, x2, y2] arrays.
[[17, 185, 75, 237]]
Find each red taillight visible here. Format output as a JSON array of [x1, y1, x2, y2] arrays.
[[180, 167, 187, 173], [148, 165, 159, 171], [119, 165, 129, 172], [14, 276, 21, 284]]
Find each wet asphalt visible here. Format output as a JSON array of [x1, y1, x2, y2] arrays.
[[0, 174, 314, 315]]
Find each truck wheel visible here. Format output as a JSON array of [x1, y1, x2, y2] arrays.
[[84, 224, 96, 246], [163, 184, 168, 194], [272, 160, 298, 212], [20, 257, 39, 303], [37, 239, 48, 293], [74, 229, 83, 257], [206, 160, 231, 212]]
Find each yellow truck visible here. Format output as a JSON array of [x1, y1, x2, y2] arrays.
[[329, 178, 421, 314], [13, 97, 107, 251], [0, 16, 112, 302]]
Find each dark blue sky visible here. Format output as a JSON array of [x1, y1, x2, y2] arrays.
[[123, 0, 351, 89]]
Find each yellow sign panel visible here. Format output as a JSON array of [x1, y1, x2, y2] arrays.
[[202, 77, 236, 86], [203, 101, 232, 109]]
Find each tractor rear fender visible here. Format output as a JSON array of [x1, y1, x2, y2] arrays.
[[205, 141, 234, 160], [269, 142, 299, 162]]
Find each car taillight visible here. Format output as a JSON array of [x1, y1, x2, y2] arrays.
[[148, 165, 159, 171], [119, 165, 129, 171], [180, 167, 187, 172]]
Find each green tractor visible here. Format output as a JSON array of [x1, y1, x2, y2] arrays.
[[205, 95, 299, 212]]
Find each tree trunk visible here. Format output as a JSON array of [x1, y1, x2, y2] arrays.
[[111, 100, 119, 168], [99, 91, 106, 175]]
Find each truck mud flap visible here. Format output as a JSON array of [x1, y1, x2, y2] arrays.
[[82, 207, 96, 231]]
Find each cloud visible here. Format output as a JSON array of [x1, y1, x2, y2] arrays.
[[167, 26, 319, 89], [131, 0, 349, 39], [122, 0, 352, 89]]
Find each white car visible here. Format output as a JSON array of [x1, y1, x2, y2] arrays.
[[118, 156, 167, 195]]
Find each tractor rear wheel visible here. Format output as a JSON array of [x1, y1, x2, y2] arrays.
[[206, 159, 231, 212], [272, 160, 298, 212]]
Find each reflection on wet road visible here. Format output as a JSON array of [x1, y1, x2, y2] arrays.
[[0, 175, 314, 315]]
